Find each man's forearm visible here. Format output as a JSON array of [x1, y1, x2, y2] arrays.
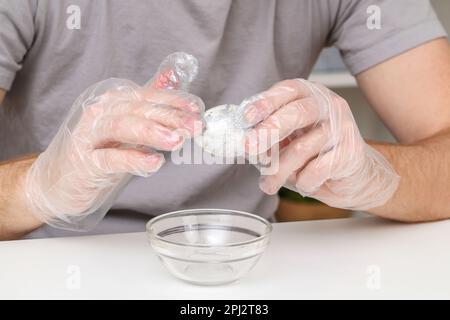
[[369, 128, 450, 222], [0, 155, 42, 240]]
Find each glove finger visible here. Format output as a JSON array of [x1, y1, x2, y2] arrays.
[[145, 52, 199, 91], [258, 124, 328, 195], [245, 96, 327, 155], [132, 103, 203, 137], [91, 114, 185, 151], [140, 90, 205, 114], [91, 148, 164, 177], [237, 79, 313, 128]]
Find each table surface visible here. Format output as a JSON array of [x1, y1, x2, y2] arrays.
[[1, 217, 450, 299]]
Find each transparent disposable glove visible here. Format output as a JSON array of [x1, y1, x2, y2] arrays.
[[239, 79, 399, 211], [25, 52, 204, 231]]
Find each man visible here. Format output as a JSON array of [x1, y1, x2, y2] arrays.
[[0, 0, 449, 240]]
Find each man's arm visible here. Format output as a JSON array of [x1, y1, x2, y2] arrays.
[[0, 90, 42, 239], [0, 155, 42, 239], [357, 38, 450, 222]]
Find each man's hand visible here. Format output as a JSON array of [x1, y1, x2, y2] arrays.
[[241, 79, 399, 211], [23, 52, 204, 232], [242, 38, 450, 222]]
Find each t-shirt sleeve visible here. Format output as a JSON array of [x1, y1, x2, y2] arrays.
[[328, 0, 448, 75], [0, 0, 37, 91]]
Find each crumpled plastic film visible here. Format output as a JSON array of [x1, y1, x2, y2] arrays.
[[25, 52, 204, 231], [197, 104, 247, 158]]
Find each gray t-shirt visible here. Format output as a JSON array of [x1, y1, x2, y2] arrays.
[[0, 0, 446, 238]]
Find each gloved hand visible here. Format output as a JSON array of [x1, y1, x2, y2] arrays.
[[240, 79, 399, 210], [25, 52, 204, 231]]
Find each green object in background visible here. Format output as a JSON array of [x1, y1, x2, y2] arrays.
[[278, 187, 320, 204]]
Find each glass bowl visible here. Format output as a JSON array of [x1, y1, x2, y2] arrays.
[[146, 209, 272, 286]]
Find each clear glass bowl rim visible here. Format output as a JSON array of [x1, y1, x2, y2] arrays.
[[146, 208, 273, 248]]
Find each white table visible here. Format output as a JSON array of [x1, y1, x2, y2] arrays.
[[1, 217, 450, 299]]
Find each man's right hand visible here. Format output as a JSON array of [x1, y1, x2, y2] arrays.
[[24, 52, 204, 231]]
